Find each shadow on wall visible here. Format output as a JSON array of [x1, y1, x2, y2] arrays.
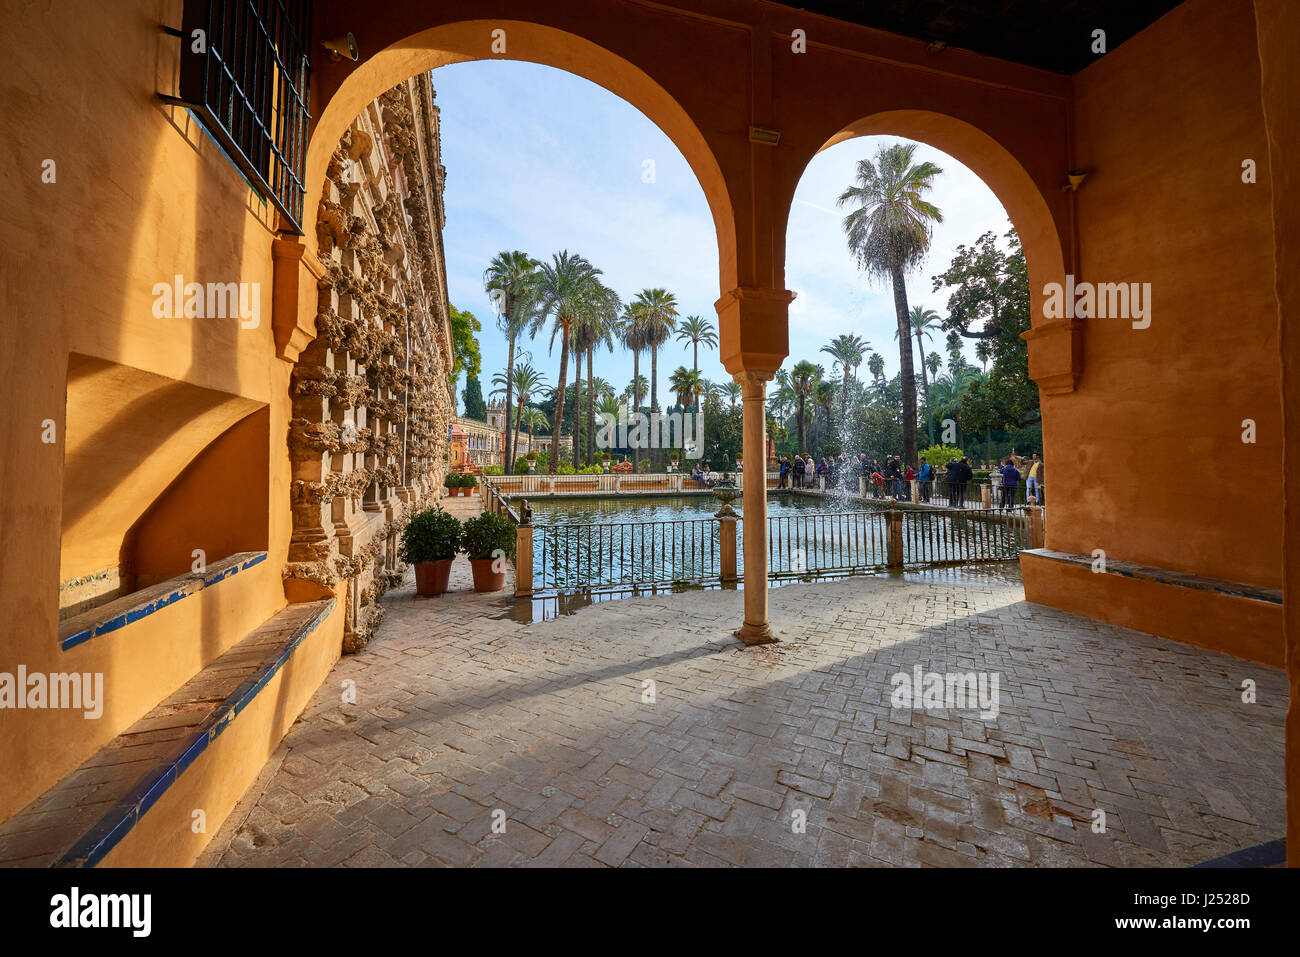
[[59, 354, 267, 619]]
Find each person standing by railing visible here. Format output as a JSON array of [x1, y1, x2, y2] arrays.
[[885, 456, 902, 499], [998, 457, 1020, 509], [1025, 452, 1043, 505], [778, 456, 789, 488], [918, 456, 933, 502], [957, 457, 973, 507]]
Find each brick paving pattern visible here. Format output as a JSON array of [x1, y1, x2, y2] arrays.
[[201, 519, 1286, 867]]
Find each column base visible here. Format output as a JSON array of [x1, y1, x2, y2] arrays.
[[734, 621, 779, 646]]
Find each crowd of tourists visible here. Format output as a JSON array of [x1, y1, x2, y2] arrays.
[[775, 451, 1044, 508]]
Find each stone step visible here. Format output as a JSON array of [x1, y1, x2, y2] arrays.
[[0, 598, 334, 867]]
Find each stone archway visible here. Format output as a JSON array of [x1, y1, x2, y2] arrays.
[[303, 19, 739, 297], [785, 108, 1075, 394]]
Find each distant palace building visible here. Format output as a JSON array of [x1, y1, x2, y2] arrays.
[[452, 401, 572, 470]]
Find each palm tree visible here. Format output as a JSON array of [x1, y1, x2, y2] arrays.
[[769, 368, 794, 423], [491, 362, 547, 464], [839, 142, 944, 467], [620, 303, 649, 472], [675, 315, 717, 412], [820, 333, 869, 422], [867, 353, 886, 388], [483, 250, 540, 472], [815, 380, 836, 449], [531, 251, 619, 474], [975, 340, 992, 373], [519, 406, 549, 455], [790, 360, 820, 453], [668, 366, 702, 412], [722, 380, 742, 410], [624, 373, 649, 407], [633, 288, 678, 414], [926, 351, 942, 380], [573, 299, 619, 465], [900, 306, 941, 444]]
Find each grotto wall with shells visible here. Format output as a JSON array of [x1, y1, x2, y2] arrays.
[[288, 73, 454, 653]]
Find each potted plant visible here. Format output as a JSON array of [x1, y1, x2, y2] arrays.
[[463, 472, 479, 495], [400, 507, 462, 596], [443, 471, 460, 496], [460, 510, 517, 592], [526, 453, 537, 473]]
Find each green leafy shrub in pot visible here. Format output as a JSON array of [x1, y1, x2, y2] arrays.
[[443, 471, 460, 488], [459, 511, 517, 560], [401, 507, 462, 563], [460, 510, 517, 592], [462, 473, 479, 487]]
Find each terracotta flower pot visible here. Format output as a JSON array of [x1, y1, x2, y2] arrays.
[[469, 557, 507, 592], [414, 558, 454, 596]]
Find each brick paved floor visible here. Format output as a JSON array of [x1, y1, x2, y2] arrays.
[[200, 548, 1286, 867]]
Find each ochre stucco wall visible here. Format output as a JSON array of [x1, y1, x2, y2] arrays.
[[126, 407, 271, 589], [1252, 0, 1300, 866], [1024, 0, 1284, 661], [0, 0, 318, 827]]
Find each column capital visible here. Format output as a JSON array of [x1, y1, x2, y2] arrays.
[[716, 286, 794, 377], [732, 370, 773, 389]]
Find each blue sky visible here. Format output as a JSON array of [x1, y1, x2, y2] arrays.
[[433, 60, 1011, 413]]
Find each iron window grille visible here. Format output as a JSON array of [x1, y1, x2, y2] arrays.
[[162, 0, 313, 233]]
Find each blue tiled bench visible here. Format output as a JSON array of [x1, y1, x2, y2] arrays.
[[0, 597, 334, 867], [59, 552, 269, 651], [1021, 549, 1282, 605]]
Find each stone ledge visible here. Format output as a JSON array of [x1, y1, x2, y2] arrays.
[[58, 552, 269, 652], [1022, 548, 1282, 605], [0, 598, 334, 868]]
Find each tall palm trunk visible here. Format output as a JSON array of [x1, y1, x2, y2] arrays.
[[502, 334, 516, 472], [572, 347, 583, 466], [890, 264, 917, 466], [841, 369, 850, 423], [692, 342, 700, 414], [550, 321, 571, 474], [586, 345, 595, 466], [631, 348, 641, 473], [650, 344, 659, 412], [915, 328, 933, 447], [796, 397, 807, 454], [515, 395, 527, 466]]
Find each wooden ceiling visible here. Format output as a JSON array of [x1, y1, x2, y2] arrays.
[[766, 0, 1186, 73]]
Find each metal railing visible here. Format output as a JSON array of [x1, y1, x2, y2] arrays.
[[531, 519, 721, 592], [900, 507, 1035, 563], [166, 0, 312, 232], [516, 504, 1043, 596], [765, 509, 889, 576]]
